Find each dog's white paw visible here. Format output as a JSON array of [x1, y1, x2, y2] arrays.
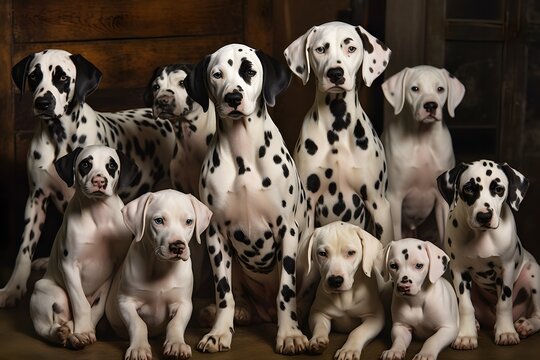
[[308, 335, 329, 354], [334, 346, 362, 360], [163, 340, 191, 360], [495, 331, 520, 345], [515, 317, 535, 338], [125, 343, 152, 360], [197, 331, 232, 352], [412, 352, 436, 360], [276, 327, 308, 355], [68, 331, 96, 349], [451, 335, 477, 350], [380, 348, 405, 360], [0, 286, 25, 308]]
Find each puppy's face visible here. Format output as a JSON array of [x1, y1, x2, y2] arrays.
[[74, 145, 121, 198], [206, 44, 264, 119], [385, 240, 430, 297], [405, 67, 449, 123], [147, 65, 202, 120]]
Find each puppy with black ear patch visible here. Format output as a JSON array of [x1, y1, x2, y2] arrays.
[[381, 238, 458, 360], [29, 145, 138, 349]]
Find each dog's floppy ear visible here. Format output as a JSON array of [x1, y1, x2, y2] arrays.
[[70, 54, 102, 104], [122, 192, 154, 242], [116, 150, 140, 189], [382, 67, 410, 115], [500, 163, 529, 211], [283, 26, 317, 85], [304, 227, 322, 275], [356, 25, 391, 87], [437, 163, 469, 205], [381, 242, 394, 282], [188, 194, 213, 244], [256, 49, 292, 107], [143, 66, 165, 110], [54, 147, 83, 187], [12, 53, 35, 97], [424, 241, 449, 283], [356, 226, 383, 278], [185, 55, 210, 112], [442, 69, 465, 118]]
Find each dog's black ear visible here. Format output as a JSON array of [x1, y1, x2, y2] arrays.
[[116, 150, 140, 189], [500, 163, 529, 211], [185, 55, 210, 112], [143, 66, 165, 109], [12, 53, 35, 97], [54, 147, 83, 187], [437, 163, 469, 205], [256, 49, 292, 107], [70, 54, 102, 104]]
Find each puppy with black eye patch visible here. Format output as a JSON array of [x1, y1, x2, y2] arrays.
[[381, 238, 458, 360], [29, 145, 138, 349], [437, 160, 540, 349]]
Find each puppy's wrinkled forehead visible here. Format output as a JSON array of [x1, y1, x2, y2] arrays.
[[311, 23, 361, 49], [209, 44, 260, 76]]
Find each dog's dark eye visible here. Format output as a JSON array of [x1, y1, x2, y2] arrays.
[[80, 160, 90, 169], [186, 218, 193, 225], [152, 84, 160, 92], [59, 75, 68, 82], [247, 69, 257, 77], [318, 250, 327, 257], [463, 184, 475, 196], [29, 73, 36, 80], [154, 217, 164, 225], [411, 86, 419, 92], [315, 47, 326, 54], [437, 86, 445, 93], [179, 80, 185, 88], [347, 250, 356, 257], [106, 161, 117, 171], [212, 71, 222, 79], [495, 185, 505, 195], [416, 263, 424, 270], [348, 46, 356, 53], [389, 263, 398, 270]]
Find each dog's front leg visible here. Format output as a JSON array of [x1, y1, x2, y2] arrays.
[[119, 297, 152, 360], [381, 322, 412, 360], [494, 267, 520, 345], [164, 300, 193, 359], [416, 325, 457, 360], [197, 225, 234, 352], [335, 311, 384, 360], [387, 190, 403, 241], [308, 311, 331, 354], [434, 196, 449, 245], [276, 223, 308, 355], [363, 184, 394, 245], [450, 269, 477, 350]]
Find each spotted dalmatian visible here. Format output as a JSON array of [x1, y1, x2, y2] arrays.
[[437, 160, 540, 349], [185, 44, 312, 354], [284, 21, 394, 246], [0, 49, 176, 307]]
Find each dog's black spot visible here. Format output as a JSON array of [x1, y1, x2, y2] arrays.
[[452, 219, 458, 228], [332, 193, 346, 216], [273, 155, 282, 164], [304, 139, 318, 155], [327, 130, 339, 145], [238, 59, 255, 85], [281, 285, 295, 302], [460, 179, 482, 206], [283, 256, 295, 275], [262, 177, 271, 187], [219, 300, 227, 308], [282, 164, 289, 178], [307, 174, 320, 193], [214, 251, 223, 267], [356, 28, 374, 53], [280, 301, 285, 311], [208, 245, 215, 254], [234, 230, 250, 245], [328, 182, 337, 195], [52, 65, 71, 95], [216, 277, 230, 299], [63, 249, 68, 257], [296, 65, 304, 74], [33, 151, 41, 160], [360, 185, 368, 200], [258, 145, 266, 158], [325, 168, 333, 179]]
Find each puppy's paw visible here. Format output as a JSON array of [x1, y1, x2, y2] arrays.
[[163, 341, 191, 360], [67, 331, 96, 349], [276, 327, 308, 355], [56, 324, 71, 346], [234, 305, 252, 326], [515, 317, 535, 338], [125, 343, 152, 360], [380, 348, 405, 360], [335, 347, 362, 360], [197, 331, 232, 353], [198, 304, 216, 328], [451, 335, 477, 350], [0, 286, 24, 308], [495, 331, 520, 345], [308, 336, 329, 354], [412, 352, 436, 360]]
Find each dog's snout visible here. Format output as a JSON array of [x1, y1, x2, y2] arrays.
[[169, 240, 186, 255], [156, 95, 173, 106], [224, 91, 243, 108], [34, 97, 52, 111], [476, 209, 493, 225], [400, 276, 410, 283], [423, 102, 438, 112], [327, 275, 344, 289], [91, 175, 108, 189], [326, 67, 345, 85]]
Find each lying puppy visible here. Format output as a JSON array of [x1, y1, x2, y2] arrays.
[[30, 145, 138, 348], [105, 189, 212, 360], [382, 66, 465, 243], [304, 221, 384, 360], [381, 238, 458, 360], [437, 160, 540, 349]]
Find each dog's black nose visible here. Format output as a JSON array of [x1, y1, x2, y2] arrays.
[[423, 102, 438, 112], [327, 275, 344, 289], [224, 91, 243, 108], [327, 67, 345, 85], [476, 210, 493, 225], [169, 240, 185, 255], [157, 95, 173, 106], [34, 97, 52, 111], [400, 275, 409, 283]]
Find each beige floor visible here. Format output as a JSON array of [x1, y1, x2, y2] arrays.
[[0, 269, 539, 360]]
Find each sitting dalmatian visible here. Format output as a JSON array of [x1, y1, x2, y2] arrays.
[[437, 160, 540, 349], [0, 49, 176, 307], [185, 44, 312, 354], [284, 21, 394, 246]]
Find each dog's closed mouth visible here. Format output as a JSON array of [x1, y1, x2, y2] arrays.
[[227, 110, 244, 119]]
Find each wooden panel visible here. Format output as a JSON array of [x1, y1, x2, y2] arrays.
[[446, 21, 506, 42], [13, 0, 243, 43], [244, 0, 273, 53], [12, 34, 243, 90], [446, 0, 504, 20]]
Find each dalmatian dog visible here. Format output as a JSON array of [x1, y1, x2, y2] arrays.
[[29, 145, 138, 349], [106, 189, 212, 360], [381, 238, 458, 360], [0, 49, 176, 307], [382, 66, 465, 244], [144, 64, 216, 195], [303, 221, 384, 360], [437, 160, 540, 349], [284, 21, 394, 246], [185, 44, 312, 354]]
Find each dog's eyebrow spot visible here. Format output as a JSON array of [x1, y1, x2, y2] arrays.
[[344, 37, 353, 44]]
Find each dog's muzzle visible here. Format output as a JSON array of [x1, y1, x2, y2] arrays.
[[168, 240, 188, 260], [34, 91, 57, 117], [154, 94, 176, 119], [327, 275, 344, 289]]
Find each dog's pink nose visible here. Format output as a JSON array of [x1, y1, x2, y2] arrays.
[[91, 175, 107, 189], [169, 240, 186, 255]]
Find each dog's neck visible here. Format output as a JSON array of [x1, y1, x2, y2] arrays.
[[134, 239, 183, 281], [398, 104, 447, 138], [313, 88, 365, 129], [72, 191, 121, 222], [176, 102, 216, 153]]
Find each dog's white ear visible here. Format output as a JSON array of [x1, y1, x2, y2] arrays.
[[356, 227, 383, 277], [500, 163, 530, 211], [122, 192, 154, 242], [424, 241, 449, 283], [442, 69, 465, 118], [284, 26, 317, 85], [303, 227, 321, 275], [381, 242, 394, 281], [382, 68, 410, 115], [188, 194, 213, 244], [356, 25, 391, 87]]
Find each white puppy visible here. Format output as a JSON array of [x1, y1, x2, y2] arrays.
[[381, 238, 458, 360], [382, 66, 465, 243], [30, 145, 138, 349], [105, 189, 212, 360], [303, 221, 384, 360]]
